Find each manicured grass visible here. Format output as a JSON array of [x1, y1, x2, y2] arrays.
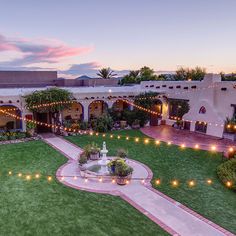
[[66, 130, 236, 234], [0, 141, 169, 236]]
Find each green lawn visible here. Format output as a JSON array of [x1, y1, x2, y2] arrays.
[[66, 130, 236, 234], [0, 141, 168, 236]]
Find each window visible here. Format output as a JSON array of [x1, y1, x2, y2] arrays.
[[199, 106, 206, 114]]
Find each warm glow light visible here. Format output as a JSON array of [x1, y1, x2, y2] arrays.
[[172, 180, 178, 186], [207, 179, 212, 184], [61, 176, 65, 181], [167, 141, 171, 145], [48, 176, 52, 181], [226, 181, 232, 187], [181, 144, 185, 148], [8, 171, 12, 175], [155, 179, 161, 185], [26, 175, 31, 180], [188, 180, 195, 187], [73, 176, 77, 180], [95, 133, 99, 136], [144, 139, 149, 144], [99, 177, 103, 182], [117, 135, 121, 139], [229, 147, 234, 152], [155, 140, 160, 145], [18, 173, 22, 177], [110, 135, 113, 138], [135, 138, 139, 142], [89, 132, 93, 136], [35, 174, 40, 179], [102, 134, 106, 137], [195, 144, 199, 149], [112, 179, 115, 183], [85, 178, 88, 183], [211, 146, 216, 151], [126, 137, 129, 140], [141, 179, 145, 184], [126, 180, 130, 184]]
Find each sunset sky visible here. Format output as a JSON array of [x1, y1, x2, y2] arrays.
[[0, 0, 236, 77]]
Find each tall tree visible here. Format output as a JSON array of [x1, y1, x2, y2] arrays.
[[138, 66, 158, 82], [120, 70, 140, 85], [97, 68, 117, 79], [24, 88, 73, 134]]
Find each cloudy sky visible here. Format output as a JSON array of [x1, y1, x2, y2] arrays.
[[0, 0, 236, 78]]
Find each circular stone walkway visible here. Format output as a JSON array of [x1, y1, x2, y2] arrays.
[[43, 135, 234, 236]]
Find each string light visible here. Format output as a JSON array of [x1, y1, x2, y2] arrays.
[[155, 140, 160, 145], [8, 171, 12, 175], [188, 180, 195, 187], [211, 146, 216, 151], [126, 180, 130, 184], [141, 179, 145, 184], [18, 173, 22, 177], [144, 139, 149, 144], [181, 144, 185, 148], [135, 138, 139, 142], [167, 141, 171, 145], [26, 175, 31, 180], [85, 178, 88, 183], [117, 135, 121, 139], [172, 180, 178, 187], [99, 177, 103, 182], [155, 179, 161, 185], [207, 179, 212, 185], [112, 179, 115, 183], [229, 147, 234, 152], [226, 181, 232, 187], [35, 174, 40, 179], [126, 136, 129, 140], [73, 176, 77, 180], [195, 144, 199, 149], [47, 176, 52, 181]]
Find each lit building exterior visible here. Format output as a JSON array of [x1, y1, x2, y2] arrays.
[[0, 71, 235, 138]]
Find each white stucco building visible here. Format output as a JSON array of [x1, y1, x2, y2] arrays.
[[0, 71, 235, 138]]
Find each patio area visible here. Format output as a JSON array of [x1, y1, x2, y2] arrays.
[[141, 126, 236, 152]]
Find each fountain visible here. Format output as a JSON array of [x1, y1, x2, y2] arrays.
[[86, 141, 110, 176], [98, 141, 109, 174]]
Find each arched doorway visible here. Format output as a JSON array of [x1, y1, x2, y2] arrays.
[[62, 102, 84, 122], [150, 100, 162, 126], [0, 105, 22, 131], [112, 99, 130, 112], [88, 100, 108, 120]]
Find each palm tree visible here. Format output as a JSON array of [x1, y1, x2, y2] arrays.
[[97, 68, 117, 79]]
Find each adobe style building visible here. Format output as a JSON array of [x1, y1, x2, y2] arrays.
[[0, 71, 235, 138]]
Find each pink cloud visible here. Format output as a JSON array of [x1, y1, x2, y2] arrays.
[[0, 34, 93, 66]]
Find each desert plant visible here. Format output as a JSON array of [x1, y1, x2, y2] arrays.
[[97, 68, 117, 79]]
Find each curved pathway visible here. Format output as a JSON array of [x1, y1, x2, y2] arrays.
[[43, 135, 235, 236]]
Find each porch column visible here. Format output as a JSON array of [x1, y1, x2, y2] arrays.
[[162, 102, 169, 120], [82, 102, 89, 121], [190, 121, 196, 132]]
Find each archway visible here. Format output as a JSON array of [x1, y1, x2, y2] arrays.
[[112, 99, 130, 112], [62, 102, 84, 122], [88, 100, 108, 120], [0, 105, 22, 131]]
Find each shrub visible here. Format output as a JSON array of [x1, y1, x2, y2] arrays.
[[26, 122, 37, 130], [115, 160, 133, 177], [79, 121, 88, 130], [92, 114, 113, 132], [116, 148, 128, 158], [78, 153, 88, 165], [217, 159, 236, 190], [84, 142, 100, 158]]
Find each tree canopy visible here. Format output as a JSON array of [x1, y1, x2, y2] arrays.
[[24, 87, 74, 113], [174, 67, 206, 81], [97, 68, 117, 79]]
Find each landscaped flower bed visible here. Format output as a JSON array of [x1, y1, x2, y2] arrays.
[[0, 131, 40, 145]]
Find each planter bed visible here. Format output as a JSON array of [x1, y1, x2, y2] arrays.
[[0, 136, 41, 145]]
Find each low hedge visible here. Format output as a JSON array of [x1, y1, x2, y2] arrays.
[[217, 158, 236, 190]]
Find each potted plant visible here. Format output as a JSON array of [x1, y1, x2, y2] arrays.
[[108, 158, 120, 174], [113, 159, 133, 185], [84, 142, 100, 160], [78, 152, 87, 171], [116, 148, 128, 159], [26, 122, 36, 137], [120, 120, 127, 129]]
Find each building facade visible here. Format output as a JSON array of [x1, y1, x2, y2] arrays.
[[0, 71, 235, 138]]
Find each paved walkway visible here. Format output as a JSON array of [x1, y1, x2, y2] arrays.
[[141, 126, 236, 152], [43, 135, 235, 236]]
